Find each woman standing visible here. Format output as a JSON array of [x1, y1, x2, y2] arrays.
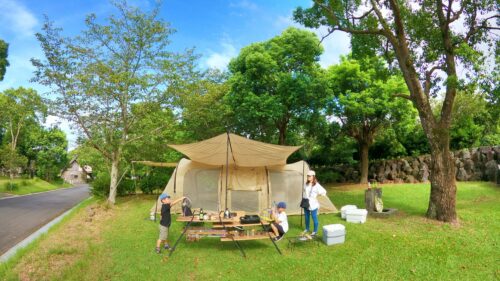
[[302, 170, 327, 236]]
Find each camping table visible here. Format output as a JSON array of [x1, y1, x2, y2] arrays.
[[169, 211, 282, 258]]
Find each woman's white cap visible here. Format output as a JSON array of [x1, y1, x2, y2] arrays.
[[307, 170, 316, 176]]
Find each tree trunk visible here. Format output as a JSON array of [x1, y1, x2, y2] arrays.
[[107, 154, 120, 205], [359, 141, 369, 184], [426, 132, 457, 223], [278, 124, 287, 145]]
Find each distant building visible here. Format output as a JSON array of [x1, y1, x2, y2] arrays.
[[60, 157, 92, 184]]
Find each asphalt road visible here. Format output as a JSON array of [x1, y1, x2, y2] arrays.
[[0, 184, 90, 255]]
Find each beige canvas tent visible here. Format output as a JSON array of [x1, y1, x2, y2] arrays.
[[151, 133, 337, 215]]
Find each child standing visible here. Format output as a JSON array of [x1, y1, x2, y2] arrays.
[[270, 201, 288, 241], [156, 193, 185, 254]]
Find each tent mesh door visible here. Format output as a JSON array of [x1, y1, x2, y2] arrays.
[[269, 171, 303, 214], [230, 190, 260, 213], [183, 168, 220, 212]]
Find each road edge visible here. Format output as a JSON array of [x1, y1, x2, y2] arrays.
[[0, 196, 93, 263], [0, 184, 83, 201]]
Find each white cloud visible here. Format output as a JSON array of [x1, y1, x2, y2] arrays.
[[0, 0, 38, 37], [230, 0, 258, 11], [204, 41, 238, 70]]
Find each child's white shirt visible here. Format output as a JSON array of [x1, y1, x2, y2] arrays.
[[277, 211, 288, 233]]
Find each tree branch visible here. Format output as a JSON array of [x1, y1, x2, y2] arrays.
[[424, 65, 444, 96], [314, 0, 386, 37], [393, 93, 412, 101]]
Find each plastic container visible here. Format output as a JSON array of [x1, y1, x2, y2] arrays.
[[345, 208, 368, 223], [340, 205, 358, 219], [322, 224, 346, 245]]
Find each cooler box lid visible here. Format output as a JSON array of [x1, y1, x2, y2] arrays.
[[345, 208, 368, 215], [323, 224, 346, 237]]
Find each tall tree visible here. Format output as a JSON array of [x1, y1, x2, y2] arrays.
[[32, 1, 197, 204], [0, 39, 8, 81], [227, 27, 327, 144], [0, 87, 46, 179], [295, 0, 499, 223], [19, 125, 68, 181], [177, 69, 230, 141], [327, 56, 414, 183]]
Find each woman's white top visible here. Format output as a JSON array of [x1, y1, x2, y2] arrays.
[[303, 182, 327, 211], [277, 211, 288, 233]]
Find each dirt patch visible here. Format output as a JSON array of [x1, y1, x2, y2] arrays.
[[14, 202, 115, 281]]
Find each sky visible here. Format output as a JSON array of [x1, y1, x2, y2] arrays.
[[0, 0, 351, 149]]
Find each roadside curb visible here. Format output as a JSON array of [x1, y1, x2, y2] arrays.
[[0, 196, 92, 263], [0, 185, 81, 201]]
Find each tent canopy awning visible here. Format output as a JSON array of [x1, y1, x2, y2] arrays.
[[168, 133, 302, 167]]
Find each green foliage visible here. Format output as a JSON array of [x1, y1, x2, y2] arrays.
[[18, 125, 68, 181], [326, 56, 416, 181], [314, 168, 342, 184], [91, 171, 135, 198], [137, 167, 172, 194], [3, 182, 19, 191], [175, 69, 231, 142], [0, 87, 46, 149], [32, 1, 198, 203], [0, 39, 8, 81], [227, 27, 327, 144], [0, 145, 28, 176]]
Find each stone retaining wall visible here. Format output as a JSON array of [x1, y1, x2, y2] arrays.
[[320, 146, 500, 183]]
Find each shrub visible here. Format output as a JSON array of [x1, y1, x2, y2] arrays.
[[20, 180, 29, 186], [91, 172, 137, 198], [138, 168, 171, 194], [3, 182, 19, 191], [315, 169, 341, 184], [91, 172, 110, 197]]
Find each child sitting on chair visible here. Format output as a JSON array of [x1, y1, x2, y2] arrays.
[[270, 202, 288, 241]]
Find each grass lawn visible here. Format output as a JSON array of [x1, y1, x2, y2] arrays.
[[1, 182, 498, 281], [0, 177, 72, 196]]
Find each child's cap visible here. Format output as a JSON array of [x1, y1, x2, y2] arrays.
[[307, 170, 316, 176], [159, 193, 170, 200], [277, 202, 286, 209]]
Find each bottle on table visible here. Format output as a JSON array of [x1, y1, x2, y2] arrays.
[[199, 208, 204, 220]]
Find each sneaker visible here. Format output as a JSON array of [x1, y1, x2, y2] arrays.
[[301, 230, 309, 235], [155, 247, 161, 254], [164, 244, 171, 250], [311, 232, 317, 237], [273, 235, 283, 242]]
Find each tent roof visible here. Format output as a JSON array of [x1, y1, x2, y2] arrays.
[[168, 133, 302, 167]]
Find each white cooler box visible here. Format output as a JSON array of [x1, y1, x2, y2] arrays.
[[340, 205, 357, 219], [345, 208, 368, 223], [322, 224, 346, 245]]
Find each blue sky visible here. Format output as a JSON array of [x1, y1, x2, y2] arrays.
[[0, 0, 351, 148]]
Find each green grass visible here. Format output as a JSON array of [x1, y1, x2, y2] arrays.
[[1, 182, 499, 281], [0, 197, 96, 280], [0, 177, 72, 195]]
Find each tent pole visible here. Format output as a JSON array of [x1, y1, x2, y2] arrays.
[[225, 132, 230, 209], [301, 161, 304, 228], [265, 166, 270, 208]]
